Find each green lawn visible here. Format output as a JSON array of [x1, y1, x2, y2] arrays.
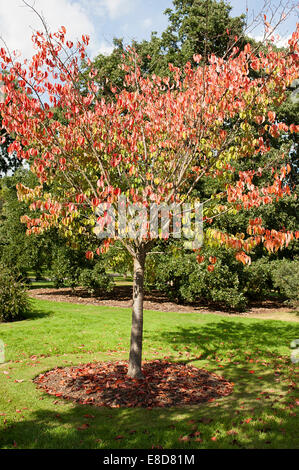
[[0, 298, 298, 449], [28, 273, 133, 290]]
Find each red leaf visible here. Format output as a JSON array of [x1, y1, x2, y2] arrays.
[[178, 435, 190, 442], [77, 423, 89, 430]]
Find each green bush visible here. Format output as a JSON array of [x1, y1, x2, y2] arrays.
[[0, 265, 31, 322], [243, 257, 274, 299], [50, 245, 90, 290], [50, 246, 82, 289], [78, 262, 114, 296], [145, 247, 248, 311], [271, 258, 299, 306]]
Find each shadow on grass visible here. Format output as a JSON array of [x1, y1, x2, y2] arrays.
[[149, 319, 299, 360], [0, 371, 297, 450], [21, 303, 54, 321], [1, 318, 298, 448]]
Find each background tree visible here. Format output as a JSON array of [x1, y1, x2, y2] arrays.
[[0, 169, 113, 292], [0, 122, 23, 176], [0, 169, 52, 279], [161, 0, 246, 65]]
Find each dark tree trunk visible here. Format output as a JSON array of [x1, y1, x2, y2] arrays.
[[127, 246, 146, 379]]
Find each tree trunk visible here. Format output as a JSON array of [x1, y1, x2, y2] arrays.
[[127, 247, 146, 379]]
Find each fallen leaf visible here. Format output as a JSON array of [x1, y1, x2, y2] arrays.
[[77, 423, 89, 430], [178, 435, 190, 442]]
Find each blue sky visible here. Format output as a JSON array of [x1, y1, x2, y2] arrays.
[[0, 0, 298, 59], [91, 0, 298, 49]]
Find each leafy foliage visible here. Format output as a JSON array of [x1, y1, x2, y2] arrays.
[[0, 170, 53, 279], [0, 9, 298, 378], [0, 264, 31, 322], [162, 0, 246, 66], [78, 262, 114, 296], [0, 124, 23, 176], [271, 258, 299, 306], [145, 245, 247, 310], [50, 245, 80, 289], [82, 0, 247, 92]]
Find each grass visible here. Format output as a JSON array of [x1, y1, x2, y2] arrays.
[[0, 298, 298, 449], [28, 273, 133, 290]]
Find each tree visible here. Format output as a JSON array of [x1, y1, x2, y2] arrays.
[[0, 169, 52, 279], [82, 0, 298, 304], [0, 15, 298, 378], [0, 120, 23, 175], [162, 0, 246, 65]]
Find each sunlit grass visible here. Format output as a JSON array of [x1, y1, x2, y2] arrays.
[[0, 298, 298, 449]]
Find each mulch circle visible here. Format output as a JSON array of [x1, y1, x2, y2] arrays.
[[34, 360, 234, 408]]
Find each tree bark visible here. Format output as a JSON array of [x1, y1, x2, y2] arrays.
[[127, 246, 146, 379]]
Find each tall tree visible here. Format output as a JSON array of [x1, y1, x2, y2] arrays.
[[0, 123, 23, 175], [162, 0, 246, 65], [0, 20, 298, 378]]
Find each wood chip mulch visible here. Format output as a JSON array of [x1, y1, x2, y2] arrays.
[[29, 286, 298, 320], [33, 360, 234, 408]]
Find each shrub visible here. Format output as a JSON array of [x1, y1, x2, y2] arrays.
[[271, 258, 299, 306], [0, 265, 31, 322], [78, 262, 114, 296], [50, 247, 73, 288], [50, 245, 88, 290], [243, 257, 274, 299], [145, 247, 248, 311]]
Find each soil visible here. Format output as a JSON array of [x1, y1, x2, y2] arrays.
[[33, 360, 234, 408], [29, 285, 299, 321]]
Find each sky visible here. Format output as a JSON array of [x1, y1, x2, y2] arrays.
[[0, 0, 298, 60]]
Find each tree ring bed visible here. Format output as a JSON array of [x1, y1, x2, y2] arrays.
[[34, 360, 233, 408]]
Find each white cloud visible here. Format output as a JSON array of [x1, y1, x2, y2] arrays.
[[80, 0, 137, 20], [274, 35, 291, 48], [0, 0, 102, 59], [97, 41, 114, 56], [142, 18, 153, 29], [99, 0, 136, 20], [248, 32, 292, 49]]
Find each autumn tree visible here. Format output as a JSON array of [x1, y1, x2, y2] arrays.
[[0, 12, 298, 378], [81, 1, 298, 301]]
